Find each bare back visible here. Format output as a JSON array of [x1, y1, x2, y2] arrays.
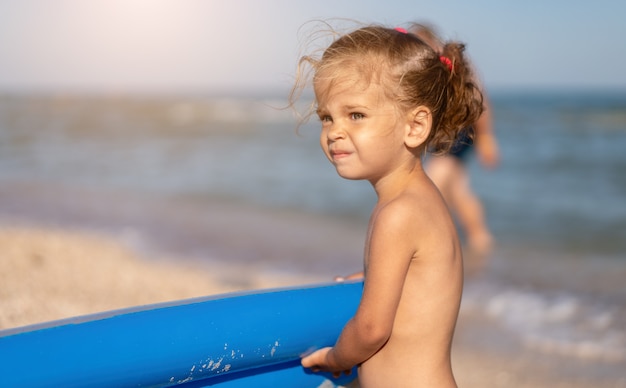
[[358, 175, 463, 387]]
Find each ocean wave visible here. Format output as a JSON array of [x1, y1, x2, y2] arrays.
[[166, 98, 295, 126], [462, 283, 626, 362]]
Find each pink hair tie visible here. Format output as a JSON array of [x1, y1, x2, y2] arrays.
[[395, 27, 408, 34], [439, 56, 453, 71]]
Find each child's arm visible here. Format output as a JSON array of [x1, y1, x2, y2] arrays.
[[302, 202, 415, 373]]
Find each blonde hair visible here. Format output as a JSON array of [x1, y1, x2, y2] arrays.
[[290, 23, 484, 154]]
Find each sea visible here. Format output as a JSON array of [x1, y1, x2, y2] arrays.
[[1, 90, 625, 383]]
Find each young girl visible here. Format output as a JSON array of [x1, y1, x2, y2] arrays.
[[291, 23, 483, 387]]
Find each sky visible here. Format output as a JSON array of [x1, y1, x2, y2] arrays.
[[1, 0, 625, 95]]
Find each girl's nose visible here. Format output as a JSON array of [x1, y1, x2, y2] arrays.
[[326, 123, 346, 141]]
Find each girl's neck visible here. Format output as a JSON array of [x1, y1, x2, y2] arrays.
[[370, 158, 426, 202]]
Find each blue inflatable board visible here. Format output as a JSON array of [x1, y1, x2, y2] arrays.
[[0, 281, 363, 387]]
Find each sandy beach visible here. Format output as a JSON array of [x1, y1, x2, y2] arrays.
[[0, 226, 323, 330], [2, 226, 622, 388]]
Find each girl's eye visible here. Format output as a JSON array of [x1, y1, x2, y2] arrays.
[[319, 115, 332, 123], [350, 112, 365, 120]]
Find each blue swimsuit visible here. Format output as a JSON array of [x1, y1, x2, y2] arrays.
[[449, 127, 474, 162]]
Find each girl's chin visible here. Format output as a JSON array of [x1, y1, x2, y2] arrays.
[[335, 169, 366, 181]]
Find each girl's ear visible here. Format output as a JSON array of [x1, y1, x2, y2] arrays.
[[404, 106, 432, 149]]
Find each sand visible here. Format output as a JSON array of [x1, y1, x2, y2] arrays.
[[0, 226, 321, 330], [1, 226, 621, 387]]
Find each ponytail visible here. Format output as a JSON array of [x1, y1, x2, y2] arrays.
[[426, 42, 484, 154]]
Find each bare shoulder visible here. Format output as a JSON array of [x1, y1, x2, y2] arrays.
[[375, 184, 458, 261], [371, 192, 427, 241], [378, 184, 451, 229]]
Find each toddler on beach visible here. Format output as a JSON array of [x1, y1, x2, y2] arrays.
[[291, 22, 483, 387]]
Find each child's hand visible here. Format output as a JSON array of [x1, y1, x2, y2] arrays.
[[301, 347, 352, 378], [334, 272, 364, 282]]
